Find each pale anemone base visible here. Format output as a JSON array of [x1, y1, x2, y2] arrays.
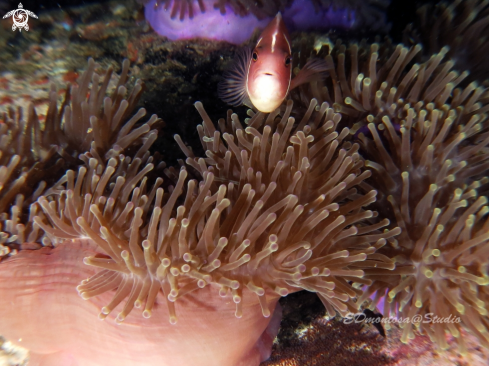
[[0, 240, 282, 366]]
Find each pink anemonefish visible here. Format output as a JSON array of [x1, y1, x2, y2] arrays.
[[218, 12, 329, 113]]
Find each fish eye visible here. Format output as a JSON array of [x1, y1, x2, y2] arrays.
[[285, 56, 291, 66], [252, 52, 258, 61]]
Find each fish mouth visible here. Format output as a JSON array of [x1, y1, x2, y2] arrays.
[[256, 69, 275, 76]]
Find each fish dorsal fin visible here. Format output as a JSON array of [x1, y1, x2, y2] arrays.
[[218, 47, 253, 108], [289, 58, 331, 91]]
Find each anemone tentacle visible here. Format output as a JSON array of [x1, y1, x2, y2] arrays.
[[36, 99, 400, 323]]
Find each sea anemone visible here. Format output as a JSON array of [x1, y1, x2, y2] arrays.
[[0, 90, 401, 364], [0, 57, 154, 217], [301, 41, 488, 131], [0, 57, 162, 256], [144, 0, 290, 20], [317, 41, 489, 352], [143, 0, 390, 44], [357, 104, 489, 353], [293, 36, 489, 353], [0, 105, 63, 214], [43, 58, 159, 167], [0, 238, 283, 366], [404, 0, 489, 84], [0, 105, 64, 263], [174, 99, 400, 317], [36, 98, 400, 322]]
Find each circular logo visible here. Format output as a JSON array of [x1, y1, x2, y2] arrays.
[[12, 8, 29, 28]]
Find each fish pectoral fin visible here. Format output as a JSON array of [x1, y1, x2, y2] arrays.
[[290, 58, 331, 90], [218, 47, 253, 108], [242, 95, 254, 110]]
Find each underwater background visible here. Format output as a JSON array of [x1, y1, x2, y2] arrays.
[[1, 0, 489, 365]]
